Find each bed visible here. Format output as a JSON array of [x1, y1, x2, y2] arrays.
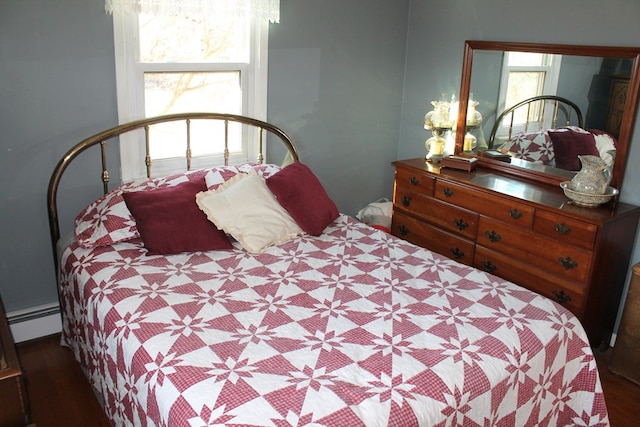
[[48, 113, 609, 426], [488, 95, 617, 171]]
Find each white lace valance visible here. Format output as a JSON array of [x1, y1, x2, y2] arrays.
[[105, 0, 281, 23]]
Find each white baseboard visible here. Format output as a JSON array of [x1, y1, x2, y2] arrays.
[[7, 303, 62, 343]]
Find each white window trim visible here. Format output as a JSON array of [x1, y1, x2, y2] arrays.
[[112, 13, 269, 182]]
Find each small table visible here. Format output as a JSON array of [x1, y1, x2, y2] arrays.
[[610, 263, 640, 385], [0, 296, 32, 426]]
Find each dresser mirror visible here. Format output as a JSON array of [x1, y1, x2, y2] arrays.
[[454, 40, 640, 190]]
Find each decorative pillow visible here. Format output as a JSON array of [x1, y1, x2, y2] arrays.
[[74, 168, 207, 248], [122, 180, 232, 255], [548, 127, 605, 171], [74, 163, 280, 248], [205, 163, 281, 190], [265, 162, 339, 236], [196, 171, 303, 253], [74, 186, 140, 248], [589, 129, 618, 167], [498, 130, 554, 165]]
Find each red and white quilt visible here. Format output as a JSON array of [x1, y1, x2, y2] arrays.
[[59, 215, 609, 426]]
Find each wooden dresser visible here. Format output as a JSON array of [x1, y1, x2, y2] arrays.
[[391, 158, 640, 348], [0, 296, 31, 426]]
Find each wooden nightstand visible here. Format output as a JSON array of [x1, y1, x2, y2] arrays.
[[610, 263, 640, 384], [0, 296, 32, 426]]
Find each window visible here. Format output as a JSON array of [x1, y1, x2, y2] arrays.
[[113, 11, 269, 181], [495, 51, 562, 136]]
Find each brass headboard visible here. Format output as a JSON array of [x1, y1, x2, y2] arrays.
[[488, 95, 584, 149], [47, 112, 299, 272]]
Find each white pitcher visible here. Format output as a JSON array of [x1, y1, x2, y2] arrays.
[[569, 155, 612, 194]]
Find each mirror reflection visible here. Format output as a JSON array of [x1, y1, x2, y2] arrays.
[[455, 41, 640, 190]]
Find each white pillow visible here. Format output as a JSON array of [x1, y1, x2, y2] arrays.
[[196, 171, 303, 253]]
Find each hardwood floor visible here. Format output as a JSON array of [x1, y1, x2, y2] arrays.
[[13, 334, 640, 426], [16, 334, 110, 426], [595, 349, 640, 427]]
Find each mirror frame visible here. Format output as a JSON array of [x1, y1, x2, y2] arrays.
[[455, 40, 640, 190]]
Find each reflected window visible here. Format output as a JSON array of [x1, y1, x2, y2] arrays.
[[496, 52, 562, 135]]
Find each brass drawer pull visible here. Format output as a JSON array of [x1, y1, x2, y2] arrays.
[[558, 256, 578, 270], [485, 230, 501, 243], [398, 225, 409, 236], [409, 176, 419, 186], [552, 289, 572, 304], [450, 247, 465, 259], [481, 261, 496, 273], [509, 208, 523, 219], [454, 218, 469, 231], [555, 223, 571, 235], [442, 187, 454, 198], [401, 196, 412, 207]]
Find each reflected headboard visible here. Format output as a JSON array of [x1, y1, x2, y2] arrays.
[[488, 95, 584, 149]]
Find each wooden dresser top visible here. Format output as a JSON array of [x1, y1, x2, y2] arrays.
[[393, 158, 640, 225]]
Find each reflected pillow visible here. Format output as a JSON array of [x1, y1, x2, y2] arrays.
[[548, 127, 609, 171], [589, 129, 618, 167], [123, 180, 233, 255], [266, 162, 339, 236], [498, 130, 554, 165], [196, 171, 303, 253]]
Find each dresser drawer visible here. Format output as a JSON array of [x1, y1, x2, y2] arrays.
[[422, 197, 478, 239], [533, 210, 597, 250], [391, 211, 475, 265], [393, 190, 434, 220], [395, 168, 435, 196], [434, 180, 534, 228], [477, 216, 593, 283], [395, 192, 478, 240], [474, 246, 586, 316]]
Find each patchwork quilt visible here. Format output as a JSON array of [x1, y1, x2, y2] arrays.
[[59, 215, 609, 426]]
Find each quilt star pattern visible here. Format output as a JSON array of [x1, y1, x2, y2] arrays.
[[59, 215, 609, 426]]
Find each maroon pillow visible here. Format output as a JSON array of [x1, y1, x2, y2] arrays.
[[266, 162, 339, 236], [123, 180, 232, 255], [548, 128, 600, 171]]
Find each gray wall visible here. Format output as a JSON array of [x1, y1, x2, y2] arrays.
[[268, 0, 409, 216], [1, 0, 639, 338], [1, 1, 119, 312]]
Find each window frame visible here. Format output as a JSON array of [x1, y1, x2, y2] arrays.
[[112, 12, 269, 181]]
